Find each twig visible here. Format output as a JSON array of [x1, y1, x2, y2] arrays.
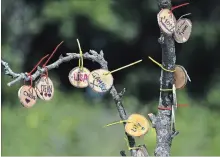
[[147, 0, 178, 156], [1, 49, 148, 156]]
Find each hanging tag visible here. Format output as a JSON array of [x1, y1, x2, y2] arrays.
[[172, 84, 177, 109], [174, 65, 190, 89], [157, 9, 176, 35], [68, 67, 90, 88], [125, 114, 150, 137], [18, 85, 37, 108], [35, 76, 54, 101], [88, 69, 114, 93], [174, 18, 192, 43]]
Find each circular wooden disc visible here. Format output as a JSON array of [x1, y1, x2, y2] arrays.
[[174, 18, 192, 43], [68, 67, 90, 88], [19, 85, 37, 108], [35, 76, 54, 101], [125, 114, 150, 137], [174, 65, 187, 89], [157, 9, 176, 35], [88, 69, 114, 93]]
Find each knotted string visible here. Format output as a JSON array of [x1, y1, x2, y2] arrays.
[[25, 54, 50, 88]]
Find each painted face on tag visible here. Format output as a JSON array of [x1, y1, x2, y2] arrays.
[[174, 18, 192, 43], [174, 65, 188, 89], [88, 69, 114, 93], [35, 76, 54, 101], [157, 9, 176, 35], [19, 85, 37, 108], [125, 114, 150, 137], [68, 67, 90, 88]]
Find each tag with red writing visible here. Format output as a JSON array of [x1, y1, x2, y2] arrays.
[[157, 9, 176, 35], [18, 85, 37, 108], [174, 18, 192, 43], [88, 69, 113, 93], [35, 76, 54, 101], [69, 67, 90, 88]]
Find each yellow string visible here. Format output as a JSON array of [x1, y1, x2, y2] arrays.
[[124, 137, 140, 150], [148, 56, 175, 72], [160, 88, 173, 91], [77, 39, 83, 70], [103, 120, 132, 128], [104, 60, 142, 75]]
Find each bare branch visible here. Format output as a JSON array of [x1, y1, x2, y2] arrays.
[[2, 49, 148, 156], [153, 0, 179, 156]]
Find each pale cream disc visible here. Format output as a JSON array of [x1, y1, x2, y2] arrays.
[[157, 9, 176, 35], [174, 65, 187, 89], [125, 114, 150, 137], [35, 76, 54, 101], [88, 69, 113, 93], [174, 18, 192, 43], [19, 85, 37, 108], [68, 67, 90, 88]]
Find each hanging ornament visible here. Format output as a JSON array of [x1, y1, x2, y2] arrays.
[[125, 114, 150, 137], [69, 39, 90, 88], [18, 85, 37, 108], [69, 67, 90, 88], [174, 18, 192, 43], [88, 69, 114, 93], [174, 65, 191, 89], [35, 76, 54, 101], [157, 9, 176, 35]]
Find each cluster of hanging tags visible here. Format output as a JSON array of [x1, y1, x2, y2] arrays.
[[104, 2, 192, 150], [16, 2, 191, 151]]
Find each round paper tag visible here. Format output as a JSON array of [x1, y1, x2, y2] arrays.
[[125, 114, 150, 137], [19, 85, 37, 108], [69, 67, 90, 88], [157, 9, 176, 35], [88, 69, 113, 93], [174, 18, 192, 43], [174, 65, 187, 89], [35, 76, 54, 101]]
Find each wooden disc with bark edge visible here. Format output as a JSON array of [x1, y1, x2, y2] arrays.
[[68, 67, 90, 88], [174, 65, 187, 89], [125, 114, 150, 137], [19, 85, 37, 108], [88, 69, 114, 93], [35, 76, 54, 101], [174, 18, 192, 43], [157, 9, 176, 35]]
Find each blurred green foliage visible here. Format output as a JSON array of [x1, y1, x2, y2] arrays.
[[2, 0, 220, 156]]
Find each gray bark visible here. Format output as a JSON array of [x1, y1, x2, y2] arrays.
[[148, 0, 178, 156]]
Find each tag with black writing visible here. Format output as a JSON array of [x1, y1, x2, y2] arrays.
[[157, 9, 176, 35], [174, 18, 192, 43], [125, 114, 150, 137], [69, 67, 90, 88], [18, 85, 37, 108], [35, 76, 54, 101], [88, 69, 114, 93]]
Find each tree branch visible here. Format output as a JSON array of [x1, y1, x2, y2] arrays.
[[147, 0, 178, 156], [1, 49, 148, 156]]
